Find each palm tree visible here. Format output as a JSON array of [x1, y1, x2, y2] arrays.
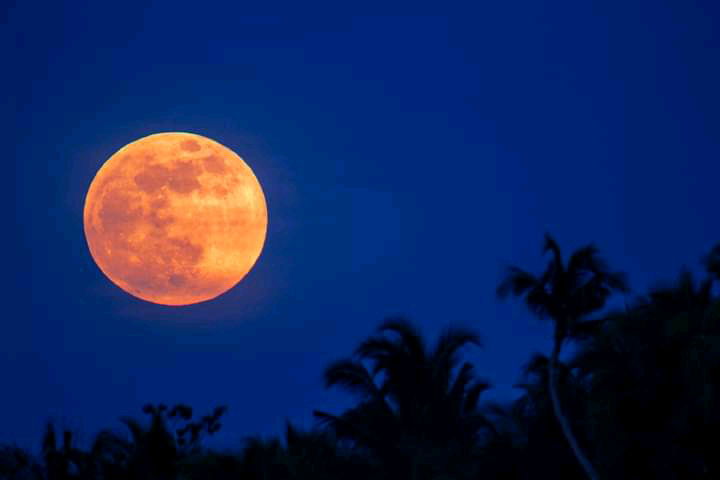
[[92, 408, 178, 480], [497, 234, 628, 480], [90, 403, 226, 480], [516, 353, 589, 479], [571, 267, 720, 478], [314, 317, 491, 479]]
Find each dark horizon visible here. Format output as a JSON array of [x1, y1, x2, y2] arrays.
[[6, 4, 720, 469]]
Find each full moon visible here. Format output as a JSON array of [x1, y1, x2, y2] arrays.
[[83, 132, 268, 306]]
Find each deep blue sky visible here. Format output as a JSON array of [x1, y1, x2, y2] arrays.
[[6, 3, 720, 449]]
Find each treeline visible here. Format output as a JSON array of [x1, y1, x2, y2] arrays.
[[2, 235, 719, 479]]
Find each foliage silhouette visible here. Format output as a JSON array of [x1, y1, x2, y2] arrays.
[[314, 317, 492, 480], [2, 238, 719, 479], [88, 403, 225, 480], [570, 261, 720, 478], [497, 234, 628, 480]]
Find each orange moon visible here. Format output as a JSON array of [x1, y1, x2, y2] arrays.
[[83, 132, 267, 306]]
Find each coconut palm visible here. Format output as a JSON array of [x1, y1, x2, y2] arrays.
[[91, 407, 178, 480], [90, 403, 226, 480], [314, 317, 491, 479], [571, 267, 720, 478], [517, 353, 589, 479], [497, 234, 628, 480]]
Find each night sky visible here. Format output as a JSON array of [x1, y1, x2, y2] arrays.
[[6, 4, 720, 450]]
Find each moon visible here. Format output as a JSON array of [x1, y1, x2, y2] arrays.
[[83, 132, 268, 306]]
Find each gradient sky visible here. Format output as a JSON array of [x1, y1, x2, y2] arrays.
[[6, 4, 720, 450]]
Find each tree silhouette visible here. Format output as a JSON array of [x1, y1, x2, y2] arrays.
[[314, 317, 491, 479], [571, 264, 720, 478], [90, 403, 225, 480], [3, 236, 720, 479], [497, 234, 628, 480], [703, 243, 720, 281], [41, 424, 92, 480], [0, 445, 43, 480], [236, 422, 375, 480]]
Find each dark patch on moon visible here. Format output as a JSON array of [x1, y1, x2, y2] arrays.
[[202, 154, 227, 174], [147, 208, 174, 229], [134, 164, 170, 193], [133, 160, 202, 195], [167, 160, 202, 194], [99, 189, 141, 236], [180, 139, 201, 152], [227, 174, 242, 188], [167, 236, 203, 264], [150, 196, 168, 209]]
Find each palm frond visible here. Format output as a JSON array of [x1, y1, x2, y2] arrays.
[[91, 429, 132, 457], [355, 337, 399, 361], [464, 380, 492, 412], [323, 359, 381, 400], [448, 363, 475, 406], [496, 267, 539, 299], [119, 417, 146, 444], [433, 327, 482, 361], [312, 409, 383, 449], [525, 286, 554, 319], [543, 233, 564, 276], [376, 317, 426, 360], [567, 244, 599, 275], [606, 271, 630, 293], [522, 352, 550, 378]]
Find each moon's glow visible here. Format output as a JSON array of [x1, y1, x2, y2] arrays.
[[83, 132, 267, 306]]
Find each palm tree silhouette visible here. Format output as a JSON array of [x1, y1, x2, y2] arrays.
[[571, 267, 720, 478], [497, 234, 628, 480], [518, 353, 590, 478], [314, 317, 491, 479], [90, 403, 225, 480]]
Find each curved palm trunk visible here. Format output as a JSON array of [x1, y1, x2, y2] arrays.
[[549, 338, 600, 480]]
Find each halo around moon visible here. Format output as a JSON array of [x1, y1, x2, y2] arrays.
[[83, 132, 268, 306]]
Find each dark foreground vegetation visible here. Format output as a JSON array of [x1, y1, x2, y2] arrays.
[[3, 235, 719, 479]]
